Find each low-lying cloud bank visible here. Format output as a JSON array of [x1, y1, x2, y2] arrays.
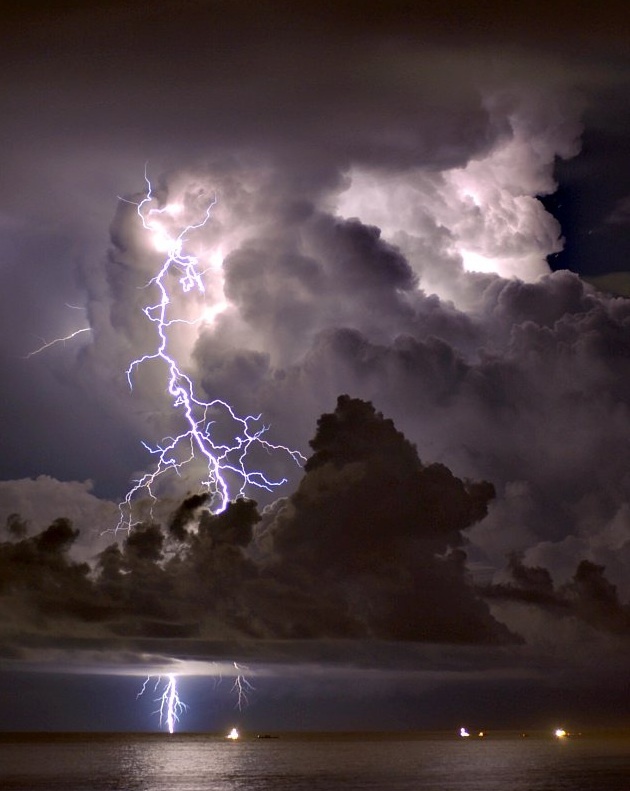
[[0, 397, 511, 665], [2, 397, 629, 682]]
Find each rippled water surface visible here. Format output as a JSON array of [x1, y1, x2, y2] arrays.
[[1, 731, 629, 790]]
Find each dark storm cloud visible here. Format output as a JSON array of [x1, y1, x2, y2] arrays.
[[0, 0, 515, 216], [1, 0, 626, 221], [482, 553, 630, 636], [198, 260, 630, 578], [216, 269, 630, 595], [214, 210, 419, 367], [0, 398, 514, 665], [168, 492, 210, 541], [253, 396, 505, 644], [494, 553, 558, 606]]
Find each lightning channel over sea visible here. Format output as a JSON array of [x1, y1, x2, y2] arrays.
[[137, 664, 257, 733], [138, 675, 187, 734], [232, 662, 255, 710], [118, 170, 305, 530]]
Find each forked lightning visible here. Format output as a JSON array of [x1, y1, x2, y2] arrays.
[[119, 170, 305, 529]]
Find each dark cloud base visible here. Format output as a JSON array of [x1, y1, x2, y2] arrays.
[[3, 394, 629, 703], [0, 397, 515, 667]]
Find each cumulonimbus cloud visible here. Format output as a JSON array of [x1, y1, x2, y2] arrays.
[[0, 397, 517, 667]]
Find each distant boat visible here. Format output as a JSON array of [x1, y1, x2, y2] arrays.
[[256, 734, 279, 739]]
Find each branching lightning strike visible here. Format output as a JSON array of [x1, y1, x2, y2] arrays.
[[24, 327, 92, 359], [232, 662, 255, 710], [137, 664, 255, 733], [138, 674, 187, 734], [118, 171, 305, 529], [25, 304, 91, 359]]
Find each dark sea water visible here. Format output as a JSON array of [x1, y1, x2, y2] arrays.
[[0, 731, 629, 791]]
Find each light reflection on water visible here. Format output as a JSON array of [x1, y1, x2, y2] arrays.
[[0, 732, 629, 791]]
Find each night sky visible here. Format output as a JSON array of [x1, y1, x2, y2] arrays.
[[1, 0, 630, 732]]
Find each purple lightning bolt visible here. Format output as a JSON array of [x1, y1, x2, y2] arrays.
[[118, 170, 305, 530], [232, 662, 255, 710]]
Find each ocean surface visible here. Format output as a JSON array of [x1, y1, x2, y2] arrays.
[[0, 731, 629, 791]]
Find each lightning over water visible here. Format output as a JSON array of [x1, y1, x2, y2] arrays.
[[232, 662, 254, 710], [137, 664, 256, 733], [118, 171, 305, 530], [138, 675, 187, 734]]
